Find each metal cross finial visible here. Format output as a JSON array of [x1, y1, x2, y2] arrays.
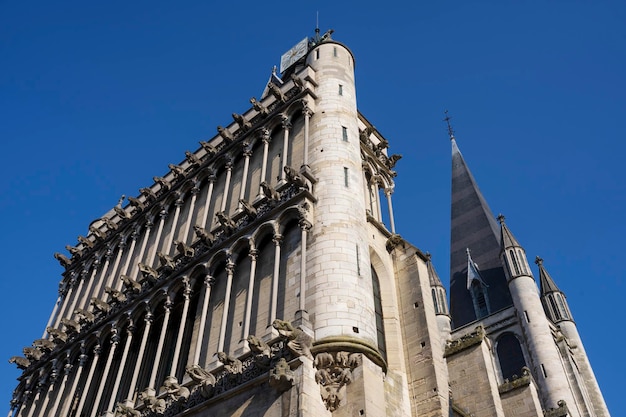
[[497, 213, 506, 225], [534, 256, 544, 266], [444, 110, 455, 140]]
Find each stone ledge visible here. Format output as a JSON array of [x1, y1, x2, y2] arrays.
[[444, 326, 485, 357]]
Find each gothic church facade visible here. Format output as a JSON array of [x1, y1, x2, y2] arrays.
[[8, 32, 609, 417]]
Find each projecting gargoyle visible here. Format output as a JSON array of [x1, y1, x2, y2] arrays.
[[216, 211, 236, 234], [250, 97, 268, 116], [138, 263, 159, 285], [54, 252, 72, 268], [77, 235, 94, 248], [127, 196, 146, 211], [23, 347, 43, 361], [268, 82, 286, 102], [175, 240, 194, 258], [120, 275, 142, 294], [46, 327, 67, 344], [139, 187, 157, 201], [90, 297, 111, 314], [217, 126, 234, 143], [199, 141, 217, 156], [153, 176, 171, 191], [105, 286, 127, 304], [260, 182, 280, 201], [232, 113, 251, 132], [101, 216, 119, 231], [74, 308, 95, 326], [193, 225, 215, 247], [168, 163, 185, 179], [9, 356, 31, 370], [185, 150, 201, 166], [60, 318, 81, 335], [33, 339, 55, 353], [65, 245, 83, 258], [239, 199, 257, 218], [284, 165, 308, 189], [157, 252, 176, 271]]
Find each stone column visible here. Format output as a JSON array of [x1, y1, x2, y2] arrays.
[[90, 245, 113, 301], [217, 259, 235, 353], [270, 234, 283, 324], [16, 389, 31, 417], [105, 322, 135, 414], [34, 363, 57, 417], [164, 193, 184, 255], [59, 348, 88, 417], [302, 101, 312, 169], [147, 206, 168, 267], [125, 311, 153, 403], [238, 144, 253, 205], [200, 170, 216, 227], [74, 344, 101, 417], [384, 187, 396, 234], [25, 376, 46, 417], [47, 359, 71, 417], [298, 218, 312, 313], [130, 218, 154, 279], [66, 271, 87, 324], [147, 300, 173, 390], [280, 114, 291, 181], [193, 275, 215, 365], [104, 237, 126, 290], [242, 248, 258, 343], [258, 128, 271, 196], [90, 328, 120, 417], [79, 261, 100, 311], [42, 296, 61, 338], [52, 281, 73, 329], [169, 282, 192, 378], [116, 227, 140, 291], [219, 158, 234, 212], [181, 181, 200, 244]]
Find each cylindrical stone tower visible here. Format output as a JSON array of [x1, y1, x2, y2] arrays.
[[499, 217, 580, 415], [305, 41, 379, 358]]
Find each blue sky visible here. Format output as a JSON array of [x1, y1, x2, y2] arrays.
[[1, 1, 624, 414]]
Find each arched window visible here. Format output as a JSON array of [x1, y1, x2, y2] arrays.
[[470, 280, 490, 319], [371, 267, 387, 361], [509, 249, 520, 275], [497, 333, 527, 381]]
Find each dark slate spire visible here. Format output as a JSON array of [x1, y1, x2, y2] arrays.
[[449, 123, 512, 328]]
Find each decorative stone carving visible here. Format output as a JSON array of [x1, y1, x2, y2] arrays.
[[153, 176, 171, 192], [90, 297, 111, 314], [284, 165, 308, 189], [23, 347, 43, 361], [157, 252, 176, 272], [444, 325, 485, 357], [193, 225, 215, 247], [185, 150, 201, 166], [88, 224, 106, 239], [74, 308, 95, 326], [168, 163, 185, 179], [314, 351, 362, 412], [9, 356, 31, 370], [199, 141, 217, 156], [260, 182, 280, 201], [216, 211, 236, 234], [291, 74, 305, 91], [127, 196, 146, 211], [372, 138, 389, 153], [247, 335, 271, 369], [272, 319, 312, 359], [33, 339, 55, 353], [544, 400, 569, 417], [161, 375, 190, 402], [54, 252, 72, 268], [77, 234, 95, 248], [186, 364, 216, 399], [385, 233, 404, 253], [386, 154, 402, 169], [105, 286, 127, 304], [232, 113, 251, 132], [217, 126, 234, 143], [174, 240, 195, 258], [46, 327, 68, 344], [359, 126, 374, 143], [138, 263, 159, 285], [217, 352, 243, 381], [114, 402, 141, 417], [268, 82, 286, 102], [269, 357, 294, 392], [239, 199, 257, 218], [250, 97, 268, 116], [138, 389, 166, 415], [114, 195, 132, 220], [60, 318, 81, 335], [65, 244, 83, 258], [120, 275, 142, 294], [139, 187, 158, 201]]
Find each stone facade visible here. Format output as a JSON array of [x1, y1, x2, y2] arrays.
[[7, 32, 610, 417]]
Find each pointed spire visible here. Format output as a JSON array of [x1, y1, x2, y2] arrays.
[[426, 253, 444, 287], [444, 110, 455, 140], [466, 248, 489, 290], [449, 120, 512, 328], [498, 214, 522, 250], [535, 256, 562, 295]]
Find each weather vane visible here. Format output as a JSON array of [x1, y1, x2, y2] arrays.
[[444, 110, 455, 140]]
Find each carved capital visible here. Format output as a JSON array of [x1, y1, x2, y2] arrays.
[[272, 234, 283, 246], [313, 351, 362, 412], [204, 275, 216, 287], [280, 113, 291, 130], [248, 249, 259, 261], [257, 127, 271, 143]]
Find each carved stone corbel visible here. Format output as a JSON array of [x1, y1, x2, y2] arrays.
[[313, 351, 362, 412], [269, 357, 294, 392], [385, 233, 404, 253]]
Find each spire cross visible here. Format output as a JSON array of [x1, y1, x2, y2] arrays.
[[497, 213, 506, 225], [534, 256, 543, 266], [443, 110, 455, 140]]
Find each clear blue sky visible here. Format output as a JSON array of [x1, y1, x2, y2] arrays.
[[1, 1, 624, 414]]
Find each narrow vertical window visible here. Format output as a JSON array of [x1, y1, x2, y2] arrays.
[[333, 46, 337, 57], [509, 249, 520, 275], [432, 289, 440, 314], [316, 49, 320, 59], [371, 267, 387, 361], [356, 245, 361, 276], [344, 167, 349, 187], [517, 249, 527, 274], [338, 84, 343, 96], [342, 126, 348, 141]]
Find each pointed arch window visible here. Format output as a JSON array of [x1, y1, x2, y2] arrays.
[[497, 333, 527, 381], [470, 281, 490, 319], [371, 267, 387, 361]]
